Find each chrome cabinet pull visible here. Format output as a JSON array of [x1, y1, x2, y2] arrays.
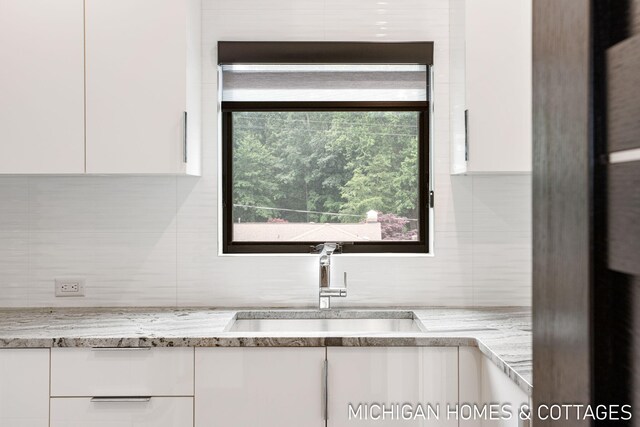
[[91, 397, 151, 403], [322, 359, 328, 421], [183, 111, 188, 163], [90, 347, 151, 351], [464, 109, 469, 162]]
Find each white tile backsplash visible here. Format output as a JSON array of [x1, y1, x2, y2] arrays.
[[472, 175, 532, 233], [434, 175, 473, 233], [177, 176, 217, 233], [29, 231, 177, 307], [0, 232, 29, 307], [0, 178, 29, 232], [472, 231, 532, 306], [29, 177, 177, 233], [0, 0, 531, 308]]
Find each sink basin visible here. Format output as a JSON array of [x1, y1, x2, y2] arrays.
[[227, 311, 424, 333]]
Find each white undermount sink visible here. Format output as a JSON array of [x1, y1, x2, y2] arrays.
[[227, 311, 424, 333]]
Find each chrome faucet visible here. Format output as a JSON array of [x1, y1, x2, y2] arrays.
[[314, 243, 347, 310]]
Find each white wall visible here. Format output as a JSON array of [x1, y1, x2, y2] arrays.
[[0, 0, 531, 308]]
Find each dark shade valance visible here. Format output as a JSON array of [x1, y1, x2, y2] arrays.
[[218, 42, 434, 65]]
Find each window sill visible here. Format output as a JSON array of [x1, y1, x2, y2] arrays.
[[216, 252, 435, 258]]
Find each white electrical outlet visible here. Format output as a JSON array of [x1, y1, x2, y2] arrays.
[[55, 279, 85, 297]]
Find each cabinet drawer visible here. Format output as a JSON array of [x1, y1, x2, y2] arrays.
[[50, 397, 193, 427], [0, 349, 49, 427], [51, 347, 193, 396]]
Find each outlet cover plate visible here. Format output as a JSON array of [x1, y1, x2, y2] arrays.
[[55, 279, 85, 297]]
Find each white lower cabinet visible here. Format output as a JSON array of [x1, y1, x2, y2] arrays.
[[0, 349, 50, 427], [195, 347, 326, 427], [195, 347, 458, 427], [51, 347, 194, 397], [50, 397, 193, 427], [0, 345, 526, 426], [50, 347, 194, 427], [459, 347, 529, 427], [327, 347, 459, 427]]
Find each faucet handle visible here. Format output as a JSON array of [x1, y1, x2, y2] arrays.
[[311, 243, 342, 254], [311, 243, 328, 253]]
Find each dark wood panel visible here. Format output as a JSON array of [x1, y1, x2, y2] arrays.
[[218, 42, 434, 65], [633, 0, 640, 35], [632, 275, 640, 412], [532, 0, 592, 424], [608, 161, 640, 274], [607, 34, 640, 152], [592, 1, 636, 421]]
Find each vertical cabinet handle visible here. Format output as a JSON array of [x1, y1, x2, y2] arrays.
[[183, 111, 188, 163], [464, 109, 469, 162], [322, 359, 328, 421]]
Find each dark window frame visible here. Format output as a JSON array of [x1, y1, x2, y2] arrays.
[[221, 101, 431, 254]]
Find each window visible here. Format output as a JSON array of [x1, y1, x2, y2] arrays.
[[220, 43, 432, 254]]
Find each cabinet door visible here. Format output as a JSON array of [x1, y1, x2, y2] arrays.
[[464, 0, 532, 173], [459, 347, 529, 427], [0, 349, 49, 427], [327, 347, 458, 427], [85, 0, 200, 174], [0, 0, 85, 174], [195, 347, 326, 427], [50, 397, 193, 427]]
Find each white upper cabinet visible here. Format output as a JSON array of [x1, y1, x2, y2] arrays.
[[452, 0, 532, 174], [0, 0, 85, 174], [85, 0, 201, 175], [0, 0, 200, 175]]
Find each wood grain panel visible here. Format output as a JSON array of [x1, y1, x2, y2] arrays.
[[633, 0, 640, 36], [607, 34, 640, 152], [632, 275, 640, 409], [532, 0, 592, 423], [608, 161, 640, 275]]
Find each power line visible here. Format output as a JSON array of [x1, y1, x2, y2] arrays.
[[234, 126, 419, 138], [233, 204, 361, 218]]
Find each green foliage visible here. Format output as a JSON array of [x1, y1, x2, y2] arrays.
[[231, 111, 419, 227]]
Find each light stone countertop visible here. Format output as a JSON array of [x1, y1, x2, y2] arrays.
[[0, 307, 532, 395]]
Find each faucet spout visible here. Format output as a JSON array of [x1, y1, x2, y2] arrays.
[[315, 243, 347, 310], [319, 259, 330, 288]]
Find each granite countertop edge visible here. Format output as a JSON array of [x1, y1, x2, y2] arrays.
[[0, 307, 532, 396]]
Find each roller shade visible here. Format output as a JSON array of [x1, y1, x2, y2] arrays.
[[221, 64, 429, 102]]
